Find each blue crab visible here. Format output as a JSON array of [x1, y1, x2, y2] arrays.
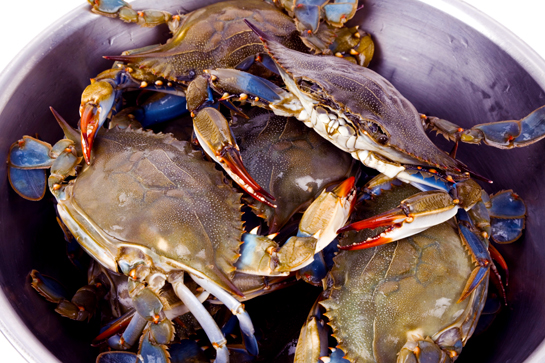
[[292, 177, 525, 363], [7, 104, 359, 361], [182, 21, 542, 254], [77, 0, 373, 209]]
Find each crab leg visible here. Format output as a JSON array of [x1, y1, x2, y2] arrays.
[[107, 312, 148, 350], [89, 0, 180, 32], [171, 279, 229, 363], [488, 190, 527, 244], [6, 135, 76, 201], [425, 105, 545, 149], [190, 273, 259, 356]]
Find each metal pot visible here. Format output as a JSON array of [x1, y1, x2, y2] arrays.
[[0, 0, 544, 362]]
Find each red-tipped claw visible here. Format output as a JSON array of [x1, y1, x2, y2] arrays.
[[79, 80, 116, 164], [337, 207, 407, 233], [193, 107, 276, 208], [338, 190, 460, 250], [220, 146, 277, 208], [80, 103, 97, 164]]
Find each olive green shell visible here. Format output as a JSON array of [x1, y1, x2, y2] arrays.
[[115, 0, 306, 82], [231, 108, 355, 233], [322, 185, 479, 362], [260, 35, 468, 174], [71, 128, 243, 290]]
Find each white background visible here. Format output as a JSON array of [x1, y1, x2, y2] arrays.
[[0, 0, 544, 362]]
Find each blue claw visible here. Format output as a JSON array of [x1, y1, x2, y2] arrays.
[[8, 167, 47, 201], [134, 93, 188, 128], [96, 351, 142, 363], [463, 105, 545, 148]]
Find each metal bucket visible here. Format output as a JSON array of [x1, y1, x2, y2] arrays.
[[0, 0, 544, 361]]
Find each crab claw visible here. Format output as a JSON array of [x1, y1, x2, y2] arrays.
[[79, 81, 116, 164], [338, 190, 460, 250], [298, 176, 357, 252], [193, 107, 277, 208]]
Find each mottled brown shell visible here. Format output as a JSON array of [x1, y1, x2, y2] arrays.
[[111, 0, 306, 82], [322, 184, 480, 362], [71, 128, 243, 290]]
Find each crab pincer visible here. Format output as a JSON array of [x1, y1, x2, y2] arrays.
[[192, 107, 277, 208], [338, 189, 462, 250]]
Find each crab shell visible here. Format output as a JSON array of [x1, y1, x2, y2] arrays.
[[255, 28, 471, 176], [322, 184, 487, 362], [231, 107, 355, 233], [55, 127, 243, 294], [108, 0, 307, 82]]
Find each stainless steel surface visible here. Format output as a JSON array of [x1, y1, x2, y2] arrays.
[[1, 0, 544, 362]]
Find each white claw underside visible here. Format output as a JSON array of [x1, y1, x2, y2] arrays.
[[365, 207, 460, 244]]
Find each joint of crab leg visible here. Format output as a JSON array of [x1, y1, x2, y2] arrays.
[[457, 211, 493, 302], [149, 318, 175, 345], [192, 107, 277, 207], [132, 286, 164, 323], [339, 190, 461, 250], [109, 312, 148, 350], [205, 68, 303, 116]]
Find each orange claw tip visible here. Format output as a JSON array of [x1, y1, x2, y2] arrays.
[[337, 207, 405, 233], [332, 176, 356, 198], [80, 103, 98, 164], [220, 146, 277, 208]]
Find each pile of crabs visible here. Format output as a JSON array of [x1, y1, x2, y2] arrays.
[[6, 0, 542, 362]]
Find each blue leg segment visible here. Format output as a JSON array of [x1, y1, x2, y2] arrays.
[[457, 209, 492, 302]]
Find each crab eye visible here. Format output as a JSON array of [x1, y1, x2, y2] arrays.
[[377, 134, 388, 144]]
